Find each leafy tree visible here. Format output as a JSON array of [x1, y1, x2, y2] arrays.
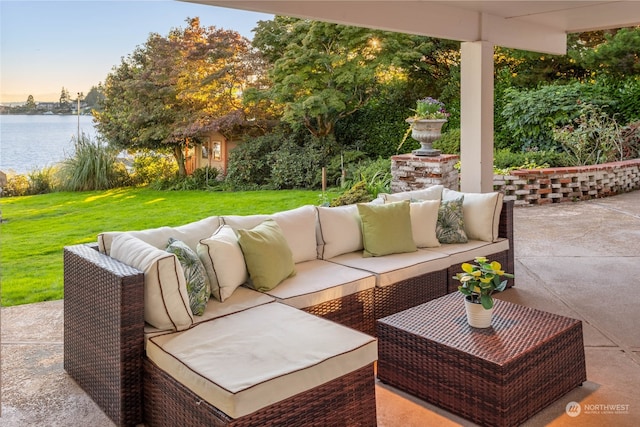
[[84, 84, 105, 110], [58, 87, 71, 112], [253, 18, 400, 138], [25, 95, 36, 111], [578, 27, 640, 77], [95, 18, 268, 176]]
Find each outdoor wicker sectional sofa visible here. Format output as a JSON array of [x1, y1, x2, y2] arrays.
[[63, 185, 515, 426]]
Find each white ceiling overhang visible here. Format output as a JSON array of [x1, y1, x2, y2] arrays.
[[185, 1, 640, 55]]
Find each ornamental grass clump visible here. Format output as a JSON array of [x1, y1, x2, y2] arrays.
[[454, 256, 514, 310]]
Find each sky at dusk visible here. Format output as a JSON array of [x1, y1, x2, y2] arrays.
[[0, 1, 273, 103]]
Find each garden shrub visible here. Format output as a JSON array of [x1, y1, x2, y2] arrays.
[[609, 77, 640, 124], [131, 151, 178, 186], [552, 104, 624, 165], [226, 129, 337, 190], [331, 157, 391, 205], [620, 121, 640, 160], [325, 151, 369, 188], [434, 128, 461, 155], [226, 131, 286, 189], [1, 167, 59, 197], [501, 82, 614, 152], [493, 149, 570, 170], [269, 138, 324, 189], [150, 167, 220, 191], [28, 166, 57, 194], [330, 181, 373, 206], [351, 157, 391, 198], [3, 174, 30, 197]]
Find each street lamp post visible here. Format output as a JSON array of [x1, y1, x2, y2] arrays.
[[77, 92, 83, 140]]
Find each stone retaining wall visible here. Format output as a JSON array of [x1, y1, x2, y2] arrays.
[[391, 155, 640, 206], [495, 159, 640, 206]]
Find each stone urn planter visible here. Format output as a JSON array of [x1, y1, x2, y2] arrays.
[[406, 118, 447, 157]]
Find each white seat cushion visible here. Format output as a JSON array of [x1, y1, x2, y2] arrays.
[[146, 303, 377, 419], [144, 287, 274, 343], [426, 238, 510, 265], [328, 249, 450, 288], [263, 259, 376, 309]]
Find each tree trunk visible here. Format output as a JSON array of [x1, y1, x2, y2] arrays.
[[174, 145, 187, 177]]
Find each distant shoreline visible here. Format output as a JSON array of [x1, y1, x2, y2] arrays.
[[0, 112, 93, 116]]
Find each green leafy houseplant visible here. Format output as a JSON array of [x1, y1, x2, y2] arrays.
[[454, 257, 514, 309]]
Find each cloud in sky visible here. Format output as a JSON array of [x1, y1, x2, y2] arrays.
[[0, 1, 272, 103]]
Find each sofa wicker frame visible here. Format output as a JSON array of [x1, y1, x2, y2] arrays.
[[63, 200, 514, 426]]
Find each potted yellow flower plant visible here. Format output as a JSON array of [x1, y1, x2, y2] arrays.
[[453, 256, 514, 328]]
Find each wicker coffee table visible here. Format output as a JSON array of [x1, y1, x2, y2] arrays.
[[377, 293, 586, 427]]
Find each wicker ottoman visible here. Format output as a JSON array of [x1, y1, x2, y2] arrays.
[[377, 293, 586, 427]]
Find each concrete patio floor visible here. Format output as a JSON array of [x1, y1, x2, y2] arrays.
[[2, 191, 639, 426]]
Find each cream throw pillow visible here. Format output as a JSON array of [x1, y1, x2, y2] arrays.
[[410, 199, 441, 248], [316, 204, 363, 259], [110, 233, 193, 331], [197, 225, 248, 302], [442, 189, 504, 242]]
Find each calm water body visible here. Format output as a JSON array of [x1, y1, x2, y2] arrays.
[[0, 114, 98, 174]]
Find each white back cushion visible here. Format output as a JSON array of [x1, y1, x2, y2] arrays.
[[110, 234, 193, 331], [380, 185, 444, 203], [222, 205, 318, 264], [98, 216, 221, 255], [442, 189, 504, 242]]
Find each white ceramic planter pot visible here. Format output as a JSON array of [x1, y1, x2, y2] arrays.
[[464, 296, 493, 328]]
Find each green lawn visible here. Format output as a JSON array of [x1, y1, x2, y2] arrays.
[[0, 188, 336, 307]]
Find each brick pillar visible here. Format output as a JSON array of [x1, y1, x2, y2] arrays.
[[391, 154, 460, 192]]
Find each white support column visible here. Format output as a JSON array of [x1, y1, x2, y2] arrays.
[[460, 41, 494, 193]]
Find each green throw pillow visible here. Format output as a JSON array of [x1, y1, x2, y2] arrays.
[[357, 200, 417, 257], [237, 219, 296, 292], [166, 237, 210, 316], [436, 196, 468, 244]]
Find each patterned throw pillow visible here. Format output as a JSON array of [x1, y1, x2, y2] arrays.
[[436, 196, 468, 244], [166, 237, 210, 316]]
